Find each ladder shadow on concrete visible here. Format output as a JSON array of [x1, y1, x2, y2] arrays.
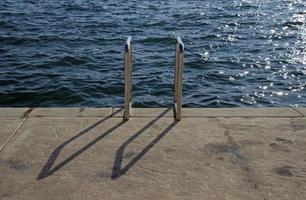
[[37, 108, 125, 180], [37, 107, 178, 180], [111, 107, 178, 179]]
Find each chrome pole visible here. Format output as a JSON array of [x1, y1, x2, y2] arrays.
[[124, 37, 132, 120], [174, 37, 184, 121]]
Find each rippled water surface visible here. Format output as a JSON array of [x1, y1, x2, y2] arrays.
[[0, 0, 305, 107]]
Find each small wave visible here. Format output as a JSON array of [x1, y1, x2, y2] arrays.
[[185, 60, 207, 69], [47, 56, 88, 67], [282, 21, 304, 27], [203, 71, 232, 82], [140, 36, 174, 45], [64, 4, 90, 12], [0, 36, 39, 45], [0, 79, 19, 85], [199, 34, 220, 40], [0, 35, 104, 45], [145, 21, 167, 27], [0, 21, 15, 28], [0, 48, 7, 54], [0, 11, 25, 16], [82, 21, 120, 29]]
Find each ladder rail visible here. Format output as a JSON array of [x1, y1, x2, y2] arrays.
[[123, 36, 184, 121], [174, 37, 184, 121], [124, 37, 132, 120]]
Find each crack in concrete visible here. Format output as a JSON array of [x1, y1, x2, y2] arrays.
[[0, 108, 35, 153]]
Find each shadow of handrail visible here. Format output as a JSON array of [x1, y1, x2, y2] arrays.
[[111, 108, 178, 179], [37, 108, 124, 180]]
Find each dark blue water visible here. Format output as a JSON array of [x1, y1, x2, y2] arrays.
[[0, 0, 305, 107]]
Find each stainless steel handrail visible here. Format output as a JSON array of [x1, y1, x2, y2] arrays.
[[123, 36, 183, 120], [124, 37, 132, 120], [174, 37, 184, 121]]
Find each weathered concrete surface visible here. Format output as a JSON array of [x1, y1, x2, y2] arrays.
[[0, 118, 23, 148], [0, 108, 305, 200], [113, 107, 303, 117], [29, 108, 115, 117], [0, 108, 29, 117]]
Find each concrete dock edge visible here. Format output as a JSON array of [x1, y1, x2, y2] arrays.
[[0, 107, 305, 200]]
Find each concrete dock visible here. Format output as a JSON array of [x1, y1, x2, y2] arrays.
[[0, 107, 305, 200]]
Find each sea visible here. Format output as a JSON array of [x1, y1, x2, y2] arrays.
[[0, 0, 305, 107]]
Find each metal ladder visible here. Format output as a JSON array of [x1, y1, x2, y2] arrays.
[[123, 37, 184, 121]]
